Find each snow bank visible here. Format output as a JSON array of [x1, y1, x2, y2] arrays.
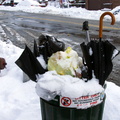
[[0, 3, 120, 21], [0, 40, 41, 120], [103, 82, 120, 120]]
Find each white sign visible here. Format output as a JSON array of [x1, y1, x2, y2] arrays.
[[60, 92, 105, 109]]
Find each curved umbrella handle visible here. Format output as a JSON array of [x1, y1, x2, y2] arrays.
[[99, 12, 115, 39]]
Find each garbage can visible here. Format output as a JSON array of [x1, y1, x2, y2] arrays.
[[40, 93, 106, 120]]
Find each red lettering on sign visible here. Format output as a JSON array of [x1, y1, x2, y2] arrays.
[[91, 94, 99, 98], [90, 101, 97, 105], [81, 96, 89, 99]]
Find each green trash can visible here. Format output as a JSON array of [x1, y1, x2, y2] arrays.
[[40, 94, 106, 120]]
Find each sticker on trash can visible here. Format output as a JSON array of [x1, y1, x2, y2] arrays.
[[61, 97, 72, 107], [60, 92, 104, 109]]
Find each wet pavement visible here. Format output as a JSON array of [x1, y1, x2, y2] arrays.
[[0, 11, 120, 86]]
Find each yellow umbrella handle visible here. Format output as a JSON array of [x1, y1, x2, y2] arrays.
[[99, 12, 115, 39]]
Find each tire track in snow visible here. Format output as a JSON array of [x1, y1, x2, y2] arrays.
[[1, 24, 26, 43], [0, 24, 36, 49], [0, 25, 8, 42]]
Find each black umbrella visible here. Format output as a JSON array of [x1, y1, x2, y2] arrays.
[[98, 12, 117, 85], [15, 45, 47, 82], [80, 12, 119, 86]]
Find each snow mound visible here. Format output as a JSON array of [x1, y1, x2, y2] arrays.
[[36, 71, 104, 100]]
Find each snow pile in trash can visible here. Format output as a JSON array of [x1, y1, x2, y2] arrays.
[[36, 71, 104, 101]]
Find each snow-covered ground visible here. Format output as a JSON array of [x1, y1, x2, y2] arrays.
[[0, 1, 120, 120]]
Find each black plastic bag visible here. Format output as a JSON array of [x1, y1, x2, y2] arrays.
[[38, 34, 65, 63]]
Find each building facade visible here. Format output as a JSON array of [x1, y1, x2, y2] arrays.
[[85, 0, 120, 10], [112, 0, 120, 8]]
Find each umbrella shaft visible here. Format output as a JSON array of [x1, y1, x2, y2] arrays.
[[86, 31, 90, 42]]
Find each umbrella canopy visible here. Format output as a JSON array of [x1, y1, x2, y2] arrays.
[[80, 12, 119, 86], [15, 45, 47, 82]]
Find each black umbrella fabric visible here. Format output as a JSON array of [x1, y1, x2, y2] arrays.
[[33, 40, 39, 57], [81, 40, 119, 86], [80, 12, 119, 86], [80, 42, 92, 80], [15, 45, 47, 82]]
